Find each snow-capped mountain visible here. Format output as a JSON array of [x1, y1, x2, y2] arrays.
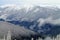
[[0, 5, 60, 37], [0, 5, 60, 21]]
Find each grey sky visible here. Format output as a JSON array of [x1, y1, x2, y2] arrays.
[[0, 0, 60, 6]]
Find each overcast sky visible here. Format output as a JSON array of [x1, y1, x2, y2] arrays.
[[0, 0, 60, 6]]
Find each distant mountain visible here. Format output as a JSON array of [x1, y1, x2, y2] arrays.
[[0, 5, 60, 37], [0, 5, 60, 21]]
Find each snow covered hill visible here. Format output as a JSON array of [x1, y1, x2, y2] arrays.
[[0, 21, 38, 39]]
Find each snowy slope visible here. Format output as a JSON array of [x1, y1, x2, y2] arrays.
[[0, 21, 38, 38]]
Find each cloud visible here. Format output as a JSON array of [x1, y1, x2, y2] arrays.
[[0, 11, 1, 12], [37, 16, 60, 27], [0, 4, 16, 8], [37, 17, 53, 26], [0, 14, 8, 20]]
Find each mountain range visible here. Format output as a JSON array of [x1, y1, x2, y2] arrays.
[[0, 5, 60, 37]]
